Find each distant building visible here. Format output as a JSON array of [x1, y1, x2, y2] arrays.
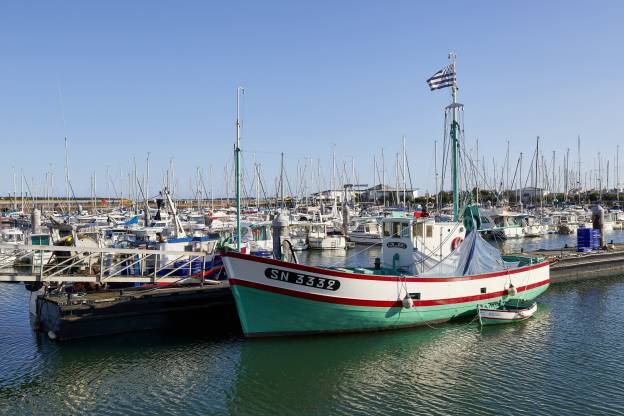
[[310, 185, 418, 204], [512, 187, 547, 203], [362, 184, 419, 203], [310, 189, 354, 204]]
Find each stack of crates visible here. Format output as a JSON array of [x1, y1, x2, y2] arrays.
[[577, 228, 600, 252]]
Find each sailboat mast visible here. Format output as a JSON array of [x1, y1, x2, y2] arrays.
[[519, 153, 523, 209], [280, 152, 284, 208], [578, 135, 581, 203], [617, 144, 620, 202], [209, 164, 214, 210], [475, 139, 479, 205], [12, 166, 16, 211], [64, 137, 70, 214], [332, 145, 337, 215], [20, 169, 24, 213], [381, 147, 386, 207], [395, 153, 400, 206], [402, 135, 406, 208], [235, 86, 244, 252]]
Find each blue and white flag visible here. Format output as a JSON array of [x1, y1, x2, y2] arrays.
[[426, 64, 456, 91]]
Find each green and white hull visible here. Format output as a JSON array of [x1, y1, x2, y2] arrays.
[[223, 252, 550, 337]]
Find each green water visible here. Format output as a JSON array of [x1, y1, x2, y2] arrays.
[[1, 243, 624, 414]]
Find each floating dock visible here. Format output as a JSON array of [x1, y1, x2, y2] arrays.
[[525, 245, 624, 284], [33, 282, 237, 341]]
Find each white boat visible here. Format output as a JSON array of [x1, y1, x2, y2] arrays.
[[348, 221, 382, 245], [308, 223, 346, 250], [480, 210, 525, 239], [0, 228, 25, 266], [284, 222, 310, 251], [522, 215, 547, 238], [478, 299, 538, 325]]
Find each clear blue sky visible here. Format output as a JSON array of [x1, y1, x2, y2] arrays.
[[1, 0, 622, 198]]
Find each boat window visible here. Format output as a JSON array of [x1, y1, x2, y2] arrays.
[[383, 222, 392, 237], [413, 223, 424, 236], [400, 222, 410, 238], [32, 235, 50, 245], [426, 225, 433, 238], [392, 223, 401, 237]]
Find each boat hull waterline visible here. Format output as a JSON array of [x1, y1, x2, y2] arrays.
[[223, 252, 550, 337]]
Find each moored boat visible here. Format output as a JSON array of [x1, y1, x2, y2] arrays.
[[223, 208, 550, 337], [478, 299, 537, 325], [222, 56, 550, 337]]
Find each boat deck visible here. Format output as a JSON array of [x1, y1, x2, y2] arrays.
[[328, 255, 542, 277]]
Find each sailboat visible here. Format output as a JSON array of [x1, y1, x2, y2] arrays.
[[223, 58, 550, 337]]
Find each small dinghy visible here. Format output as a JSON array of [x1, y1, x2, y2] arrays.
[[478, 299, 537, 326]]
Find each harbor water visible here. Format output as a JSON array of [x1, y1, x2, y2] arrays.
[[1, 235, 624, 415]]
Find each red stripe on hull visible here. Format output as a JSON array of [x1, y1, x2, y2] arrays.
[[223, 251, 549, 282], [229, 278, 550, 308]]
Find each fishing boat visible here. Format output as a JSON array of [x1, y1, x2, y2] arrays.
[[223, 58, 550, 337], [478, 299, 537, 325], [223, 206, 549, 336]]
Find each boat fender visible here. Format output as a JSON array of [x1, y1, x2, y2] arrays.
[[402, 294, 413, 309], [47, 330, 57, 340], [506, 284, 517, 297], [451, 237, 464, 251]]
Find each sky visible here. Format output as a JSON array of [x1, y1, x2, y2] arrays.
[[1, 0, 623, 198]]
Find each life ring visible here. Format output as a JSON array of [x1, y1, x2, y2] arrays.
[[451, 237, 464, 251]]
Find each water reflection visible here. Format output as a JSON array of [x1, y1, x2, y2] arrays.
[[1, 238, 624, 415]]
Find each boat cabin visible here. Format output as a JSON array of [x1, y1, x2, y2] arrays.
[[381, 215, 465, 271]]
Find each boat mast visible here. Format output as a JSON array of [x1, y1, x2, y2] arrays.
[[209, 164, 214, 210], [402, 135, 407, 208], [506, 140, 510, 197], [12, 166, 16, 211], [20, 169, 24, 213], [434, 140, 439, 211], [280, 152, 284, 208], [381, 147, 386, 207], [535, 137, 539, 205], [64, 137, 70, 214], [475, 139, 479, 205], [255, 154, 260, 210], [332, 145, 337, 216], [577, 135, 581, 204], [395, 153, 400, 206], [519, 152, 523, 209], [449, 53, 460, 221], [235, 86, 244, 252]]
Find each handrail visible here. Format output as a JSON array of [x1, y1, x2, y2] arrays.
[[0, 243, 209, 257]]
